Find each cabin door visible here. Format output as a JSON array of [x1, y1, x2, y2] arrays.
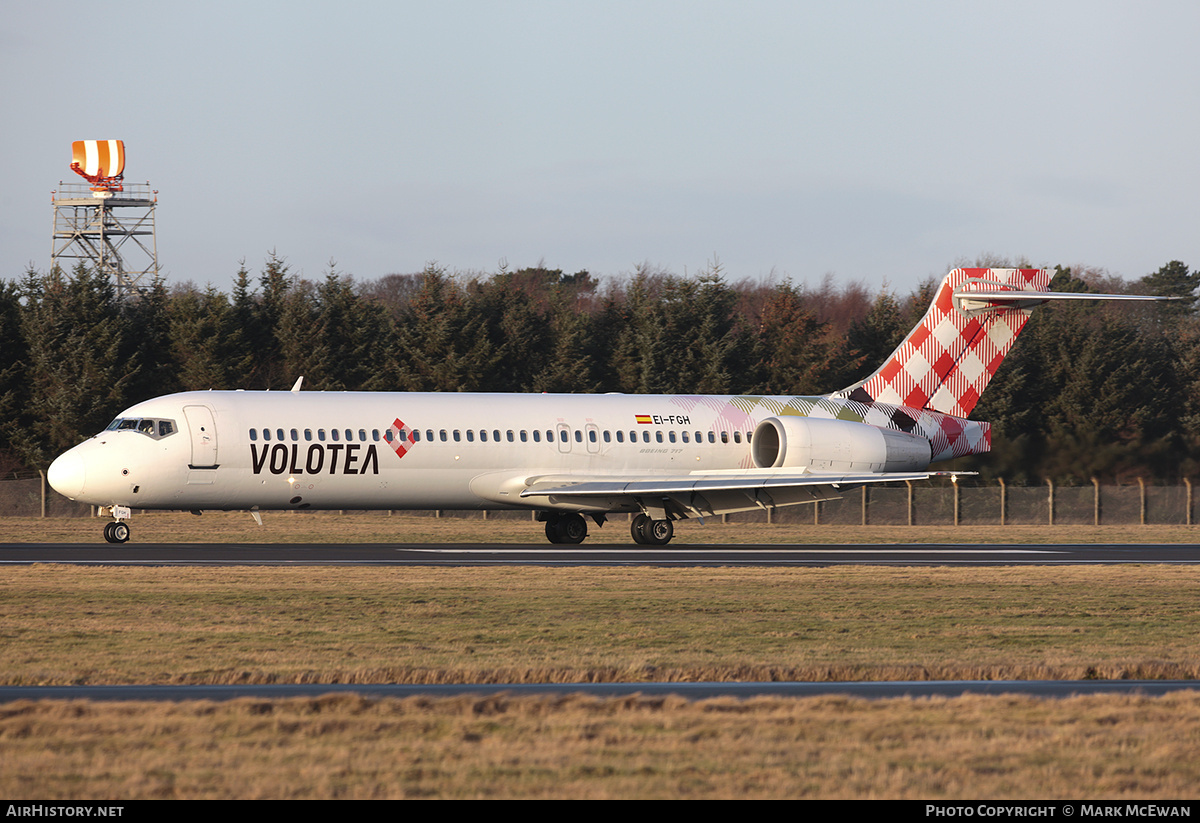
[[183, 405, 219, 468]]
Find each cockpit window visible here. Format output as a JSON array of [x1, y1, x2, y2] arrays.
[[104, 418, 178, 440]]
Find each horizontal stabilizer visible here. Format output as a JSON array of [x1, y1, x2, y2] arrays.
[[954, 288, 1174, 317]]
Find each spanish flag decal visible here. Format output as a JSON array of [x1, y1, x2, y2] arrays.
[[635, 414, 653, 424]]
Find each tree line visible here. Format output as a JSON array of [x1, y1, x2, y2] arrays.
[[2, 254, 1197, 485]]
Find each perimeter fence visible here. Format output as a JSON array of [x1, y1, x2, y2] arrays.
[[2, 473, 1196, 526]]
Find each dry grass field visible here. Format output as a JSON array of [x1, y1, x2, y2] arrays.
[[4, 512, 1200, 798], [4, 692, 1200, 799]]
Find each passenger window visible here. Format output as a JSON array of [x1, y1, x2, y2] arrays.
[[588, 430, 597, 443], [494, 429, 501, 442], [426, 430, 433, 441], [331, 429, 339, 441], [467, 430, 475, 442], [291, 429, 298, 441], [263, 428, 271, 441], [384, 430, 394, 442], [574, 430, 582, 442], [681, 431, 689, 443], [358, 429, 366, 441], [440, 430, 448, 442], [507, 430, 515, 442], [372, 429, 380, 441], [249, 429, 258, 441], [733, 431, 742, 444], [318, 429, 326, 442], [655, 431, 663, 443], [519, 430, 527, 442], [721, 431, 729, 444], [603, 431, 611, 443], [453, 430, 461, 442], [708, 432, 716, 444], [276, 429, 285, 441], [616, 431, 624, 443], [412, 430, 420, 442], [345, 429, 353, 442], [480, 430, 488, 442], [533, 430, 541, 442], [642, 431, 650, 443], [304, 429, 313, 441], [559, 430, 568, 443], [668, 431, 676, 443]]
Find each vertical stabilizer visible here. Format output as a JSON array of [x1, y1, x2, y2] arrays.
[[837, 268, 1050, 418]]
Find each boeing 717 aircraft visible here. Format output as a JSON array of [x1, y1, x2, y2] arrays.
[[47, 268, 1165, 544]]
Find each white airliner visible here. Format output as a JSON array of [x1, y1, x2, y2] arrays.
[[47, 268, 1166, 545]]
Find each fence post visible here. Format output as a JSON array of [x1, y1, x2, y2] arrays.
[[861, 485, 868, 526], [1186, 478, 1193, 526], [905, 480, 914, 526], [998, 478, 1006, 526], [38, 469, 46, 519], [953, 478, 960, 526], [1047, 478, 1055, 526], [1092, 477, 1100, 526], [1138, 477, 1146, 525]]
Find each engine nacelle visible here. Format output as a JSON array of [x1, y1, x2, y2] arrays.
[[751, 416, 931, 472]]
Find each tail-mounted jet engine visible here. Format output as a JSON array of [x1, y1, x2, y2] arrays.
[[750, 416, 931, 473]]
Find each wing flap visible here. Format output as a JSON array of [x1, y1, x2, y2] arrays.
[[517, 469, 967, 519]]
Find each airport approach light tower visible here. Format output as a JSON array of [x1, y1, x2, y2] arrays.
[[51, 140, 159, 300]]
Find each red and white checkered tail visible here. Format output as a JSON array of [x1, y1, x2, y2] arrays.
[[838, 268, 1051, 418]]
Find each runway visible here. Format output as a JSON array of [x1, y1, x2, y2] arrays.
[[2, 542, 1200, 566]]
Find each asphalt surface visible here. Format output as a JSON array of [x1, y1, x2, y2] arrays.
[[2, 541, 1200, 565]]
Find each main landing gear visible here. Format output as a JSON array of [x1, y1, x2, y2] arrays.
[[544, 512, 589, 544], [630, 513, 673, 545], [540, 511, 676, 545]]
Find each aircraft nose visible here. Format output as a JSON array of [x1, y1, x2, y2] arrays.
[[48, 450, 86, 500]]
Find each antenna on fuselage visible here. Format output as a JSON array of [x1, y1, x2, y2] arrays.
[[291, 376, 304, 393]]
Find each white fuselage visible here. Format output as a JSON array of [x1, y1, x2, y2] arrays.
[[48, 390, 760, 511], [47, 389, 982, 514]]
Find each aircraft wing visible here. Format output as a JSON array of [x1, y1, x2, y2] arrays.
[[516, 469, 965, 521]]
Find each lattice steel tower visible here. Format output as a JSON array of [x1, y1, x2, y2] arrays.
[[51, 140, 159, 299]]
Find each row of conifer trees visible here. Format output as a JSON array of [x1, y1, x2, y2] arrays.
[[2, 255, 1197, 484]]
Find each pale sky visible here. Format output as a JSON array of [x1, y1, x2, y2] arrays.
[[3, 1, 1198, 294]]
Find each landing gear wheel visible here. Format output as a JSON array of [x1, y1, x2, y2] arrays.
[[545, 513, 588, 544], [631, 514, 673, 545], [104, 521, 130, 544]]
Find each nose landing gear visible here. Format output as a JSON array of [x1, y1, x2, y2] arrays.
[[102, 505, 132, 543], [103, 521, 130, 543]]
